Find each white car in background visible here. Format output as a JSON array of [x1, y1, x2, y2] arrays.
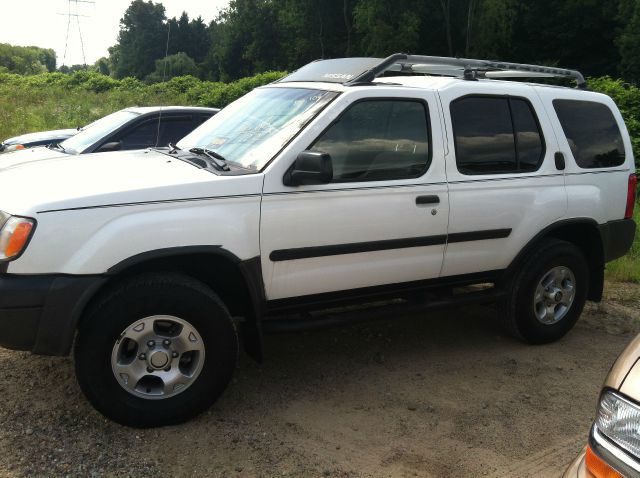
[[0, 106, 218, 165]]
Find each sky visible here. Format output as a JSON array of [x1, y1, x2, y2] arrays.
[[0, 0, 230, 66]]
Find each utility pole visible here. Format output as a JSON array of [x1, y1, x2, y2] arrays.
[[58, 0, 95, 68]]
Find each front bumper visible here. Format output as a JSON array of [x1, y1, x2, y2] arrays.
[[0, 274, 105, 355], [562, 447, 586, 478]]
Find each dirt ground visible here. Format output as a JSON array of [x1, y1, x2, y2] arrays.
[[0, 282, 639, 478]]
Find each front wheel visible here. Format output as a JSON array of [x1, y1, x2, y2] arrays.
[[499, 239, 589, 344], [74, 273, 238, 428]]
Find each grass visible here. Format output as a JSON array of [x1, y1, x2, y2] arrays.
[[606, 205, 640, 283]]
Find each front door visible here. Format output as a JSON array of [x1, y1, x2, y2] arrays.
[[260, 90, 449, 301]]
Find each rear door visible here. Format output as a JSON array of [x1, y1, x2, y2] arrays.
[[260, 88, 449, 301], [438, 84, 567, 277]]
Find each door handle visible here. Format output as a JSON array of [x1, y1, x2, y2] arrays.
[[416, 195, 440, 205], [555, 152, 566, 170]]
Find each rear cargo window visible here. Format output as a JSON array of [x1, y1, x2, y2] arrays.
[[553, 99, 625, 169]]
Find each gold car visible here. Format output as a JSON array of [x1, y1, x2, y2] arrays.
[[565, 334, 640, 477]]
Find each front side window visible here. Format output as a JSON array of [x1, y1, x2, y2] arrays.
[[553, 99, 625, 168], [451, 96, 544, 175], [177, 87, 337, 170], [117, 120, 160, 150], [310, 99, 431, 182], [158, 116, 209, 146]]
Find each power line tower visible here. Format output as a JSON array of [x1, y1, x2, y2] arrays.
[[58, 0, 95, 67]]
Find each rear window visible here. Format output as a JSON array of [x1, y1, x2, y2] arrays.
[[553, 99, 625, 169], [450, 96, 544, 175]]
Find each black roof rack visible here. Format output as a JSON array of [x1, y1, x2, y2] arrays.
[[280, 53, 587, 89]]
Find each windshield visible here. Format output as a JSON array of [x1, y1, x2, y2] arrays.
[[60, 110, 139, 154], [177, 87, 337, 170]]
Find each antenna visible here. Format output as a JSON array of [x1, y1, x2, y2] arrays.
[[58, 0, 95, 67], [155, 21, 171, 148]]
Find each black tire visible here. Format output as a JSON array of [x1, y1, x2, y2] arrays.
[[499, 238, 589, 344], [74, 273, 238, 428]]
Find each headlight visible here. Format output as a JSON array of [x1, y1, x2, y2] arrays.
[[0, 213, 36, 261], [2, 144, 25, 153], [596, 391, 640, 459]]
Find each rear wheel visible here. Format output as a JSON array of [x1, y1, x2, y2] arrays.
[[75, 273, 238, 427], [500, 239, 589, 344]]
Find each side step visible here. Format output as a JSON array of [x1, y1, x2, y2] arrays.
[[262, 287, 506, 333]]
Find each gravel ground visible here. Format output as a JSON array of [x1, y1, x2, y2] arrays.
[[1, 281, 639, 478]]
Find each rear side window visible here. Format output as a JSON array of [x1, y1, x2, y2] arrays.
[[450, 96, 544, 175], [553, 99, 625, 168], [311, 99, 431, 182]]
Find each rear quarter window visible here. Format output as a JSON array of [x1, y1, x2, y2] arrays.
[[552, 99, 625, 169]]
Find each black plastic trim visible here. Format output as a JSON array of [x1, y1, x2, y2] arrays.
[[269, 228, 511, 262], [108, 245, 232, 273], [599, 218, 636, 262]]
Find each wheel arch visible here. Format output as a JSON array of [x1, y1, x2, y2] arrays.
[[78, 246, 266, 361], [505, 218, 605, 302]]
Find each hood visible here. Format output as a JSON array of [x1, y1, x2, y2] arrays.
[[604, 333, 640, 392], [2, 128, 77, 146], [0, 149, 249, 215], [0, 145, 67, 166]]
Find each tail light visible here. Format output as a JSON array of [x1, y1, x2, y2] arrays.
[[626, 174, 637, 219]]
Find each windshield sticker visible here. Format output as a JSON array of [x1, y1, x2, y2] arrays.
[[322, 73, 354, 80]]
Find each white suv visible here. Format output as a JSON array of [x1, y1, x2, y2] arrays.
[[0, 54, 636, 427]]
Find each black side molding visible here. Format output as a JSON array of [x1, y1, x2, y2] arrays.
[[269, 228, 512, 262], [448, 229, 512, 244], [270, 235, 447, 261]]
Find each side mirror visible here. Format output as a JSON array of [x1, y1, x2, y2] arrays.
[[97, 141, 122, 152], [283, 151, 333, 186]]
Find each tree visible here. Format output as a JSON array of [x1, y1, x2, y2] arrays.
[[618, 0, 640, 83], [0, 43, 56, 74], [353, 0, 425, 56], [93, 57, 111, 76], [110, 0, 167, 79], [470, 0, 517, 58], [146, 52, 198, 82]]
